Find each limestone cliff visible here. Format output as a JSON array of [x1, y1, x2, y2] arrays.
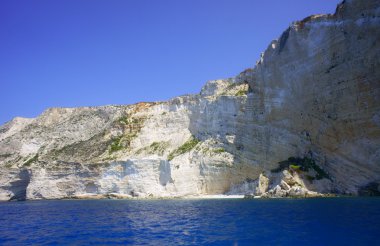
[[0, 0, 379, 200]]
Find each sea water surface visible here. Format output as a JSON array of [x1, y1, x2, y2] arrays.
[[0, 197, 379, 245]]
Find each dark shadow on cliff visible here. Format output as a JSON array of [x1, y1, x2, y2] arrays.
[[8, 169, 30, 201]]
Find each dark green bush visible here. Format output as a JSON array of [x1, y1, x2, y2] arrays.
[[213, 148, 225, 154], [109, 136, 123, 153], [168, 137, 200, 161], [271, 156, 331, 180]]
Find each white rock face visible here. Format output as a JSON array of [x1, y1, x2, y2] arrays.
[[257, 174, 269, 195], [0, 0, 379, 200]]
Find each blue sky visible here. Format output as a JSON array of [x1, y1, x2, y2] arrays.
[[0, 0, 341, 124]]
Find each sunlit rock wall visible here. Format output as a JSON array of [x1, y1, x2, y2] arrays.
[[0, 0, 379, 200]]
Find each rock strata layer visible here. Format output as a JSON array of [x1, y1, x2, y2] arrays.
[[0, 0, 379, 200]]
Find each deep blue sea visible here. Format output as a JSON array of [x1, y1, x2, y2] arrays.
[[0, 198, 379, 245]]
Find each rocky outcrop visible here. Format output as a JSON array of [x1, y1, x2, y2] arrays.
[[0, 0, 379, 200]]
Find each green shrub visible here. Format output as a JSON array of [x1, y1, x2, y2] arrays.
[[132, 118, 144, 124], [109, 136, 123, 153], [150, 142, 160, 149], [213, 148, 225, 154], [235, 90, 247, 96], [168, 137, 200, 161], [149, 141, 169, 155], [118, 116, 128, 124], [271, 156, 331, 180], [167, 153, 175, 161], [23, 154, 38, 167], [289, 164, 301, 170]]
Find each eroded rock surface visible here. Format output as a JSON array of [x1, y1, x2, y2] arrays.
[[0, 0, 379, 200]]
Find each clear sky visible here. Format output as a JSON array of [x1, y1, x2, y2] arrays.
[[0, 0, 341, 124]]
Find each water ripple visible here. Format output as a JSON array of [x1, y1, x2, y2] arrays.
[[0, 198, 379, 245]]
